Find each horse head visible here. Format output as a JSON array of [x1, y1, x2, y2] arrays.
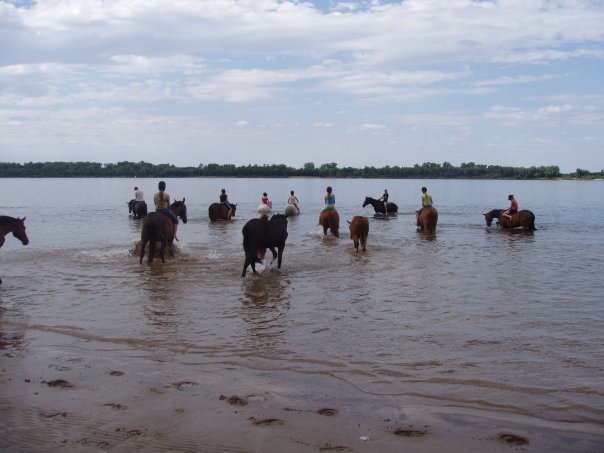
[[128, 199, 135, 214], [362, 197, 370, 207], [231, 203, 237, 217], [171, 198, 187, 224], [13, 217, 29, 245], [483, 209, 500, 227]]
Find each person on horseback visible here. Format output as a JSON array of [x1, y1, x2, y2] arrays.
[[378, 189, 389, 216], [261, 192, 272, 209], [288, 190, 301, 213], [220, 189, 232, 220], [324, 186, 335, 210], [134, 186, 144, 202], [502, 194, 518, 223], [418, 187, 433, 216], [154, 181, 179, 241]]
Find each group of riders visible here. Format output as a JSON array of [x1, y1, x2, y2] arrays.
[[133, 181, 520, 239]]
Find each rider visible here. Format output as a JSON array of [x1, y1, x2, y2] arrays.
[[502, 194, 518, 223], [261, 192, 272, 209], [134, 186, 144, 202], [288, 190, 300, 213], [324, 186, 335, 209], [378, 189, 389, 216], [418, 187, 433, 217], [154, 181, 178, 241], [219, 189, 232, 220]]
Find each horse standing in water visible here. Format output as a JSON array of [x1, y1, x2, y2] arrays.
[[319, 209, 340, 237], [241, 214, 288, 277], [484, 209, 536, 231], [208, 203, 236, 221], [139, 199, 187, 263], [348, 216, 369, 252], [416, 207, 438, 234], [0, 216, 30, 284], [362, 196, 398, 215], [128, 199, 148, 219]]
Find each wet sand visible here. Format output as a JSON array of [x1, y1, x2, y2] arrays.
[[2, 327, 603, 452]]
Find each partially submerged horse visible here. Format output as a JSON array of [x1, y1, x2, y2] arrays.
[[484, 209, 536, 231], [128, 199, 148, 219], [348, 216, 369, 252], [284, 204, 299, 217], [362, 196, 398, 215], [416, 207, 438, 234], [241, 213, 288, 277], [319, 209, 340, 237], [208, 203, 236, 221], [139, 199, 187, 263], [0, 216, 29, 284], [258, 204, 272, 214]]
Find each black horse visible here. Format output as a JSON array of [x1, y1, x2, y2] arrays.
[[0, 216, 30, 284], [362, 196, 398, 215], [128, 199, 148, 219], [241, 214, 288, 277]]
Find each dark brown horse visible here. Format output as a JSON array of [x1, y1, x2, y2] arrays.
[[0, 216, 29, 284], [241, 214, 288, 277], [484, 209, 536, 231], [319, 209, 340, 237], [128, 199, 148, 219], [362, 196, 398, 215], [208, 202, 236, 221], [416, 207, 438, 234], [139, 199, 187, 263]]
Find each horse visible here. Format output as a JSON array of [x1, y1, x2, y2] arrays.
[[484, 209, 536, 231], [416, 207, 438, 234], [139, 199, 187, 263], [258, 203, 272, 214], [284, 204, 299, 217], [128, 199, 148, 219], [208, 203, 237, 221], [0, 216, 30, 284], [347, 216, 369, 252], [362, 196, 398, 215], [319, 208, 340, 237], [241, 214, 288, 277]]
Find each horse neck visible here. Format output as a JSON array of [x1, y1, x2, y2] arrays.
[[0, 216, 16, 236]]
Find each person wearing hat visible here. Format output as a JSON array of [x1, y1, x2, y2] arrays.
[[502, 194, 518, 223]]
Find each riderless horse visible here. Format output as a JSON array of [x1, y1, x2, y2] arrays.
[[0, 216, 30, 284]]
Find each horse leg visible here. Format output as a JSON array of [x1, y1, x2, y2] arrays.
[[139, 235, 147, 264], [148, 239, 156, 263], [277, 245, 284, 269], [159, 238, 166, 263]]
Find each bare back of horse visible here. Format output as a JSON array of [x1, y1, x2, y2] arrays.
[[348, 216, 369, 252], [319, 209, 340, 237], [241, 214, 288, 277], [208, 203, 236, 221], [128, 199, 147, 219], [484, 209, 536, 231], [416, 207, 438, 234], [0, 216, 30, 284]]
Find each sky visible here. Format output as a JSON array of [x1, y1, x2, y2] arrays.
[[1, 0, 603, 172]]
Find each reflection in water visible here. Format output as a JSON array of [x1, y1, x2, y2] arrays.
[[0, 305, 26, 353], [239, 273, 291, 350]]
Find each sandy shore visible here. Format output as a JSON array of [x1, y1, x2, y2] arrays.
[[1, 327, 603, 452]]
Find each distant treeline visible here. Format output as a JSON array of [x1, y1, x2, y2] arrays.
[[0, 160, 599, 179]]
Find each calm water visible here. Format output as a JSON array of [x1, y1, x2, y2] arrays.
[[1, 178, 603, 442]]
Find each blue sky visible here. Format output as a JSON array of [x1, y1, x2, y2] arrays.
[[1, 0, 603, 172]]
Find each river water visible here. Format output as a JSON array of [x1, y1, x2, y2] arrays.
[[1, 177, 603, 450]]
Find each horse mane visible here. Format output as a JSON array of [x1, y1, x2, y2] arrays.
[[0, 215, 17, 225]]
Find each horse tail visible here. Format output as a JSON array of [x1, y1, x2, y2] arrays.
[[530, 212, 537, 230]]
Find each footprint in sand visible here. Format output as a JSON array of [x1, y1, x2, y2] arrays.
[[110, 370, 124, 376], [171, 381, 198, 390], [221, 395, 248, 406], [498, 433, 529, 445], [104, 403, 128, 411], [250, 417, 284, 426], [42, 379, 74, 389], [393, 427, 427, 437], [317, 408, 338, 416], [319, 445, 353, 452]]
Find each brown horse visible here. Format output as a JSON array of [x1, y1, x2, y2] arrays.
[[128, 199, 147, 219], [347, 216, 369, 252], [416, 207, 438, 234], [484, 209, 536, 231], [139, 199, 187, 263], [0, 216, 30, 284], [319, 209, 340, 237], [208, 202, 236, 221]]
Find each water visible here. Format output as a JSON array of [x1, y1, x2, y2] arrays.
[[1, 177, 603, 450]]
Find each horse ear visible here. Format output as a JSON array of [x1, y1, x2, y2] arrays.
[[347, 220, 351, 224], [182, 197, 185, 203], [483, 213, 487, 217]]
